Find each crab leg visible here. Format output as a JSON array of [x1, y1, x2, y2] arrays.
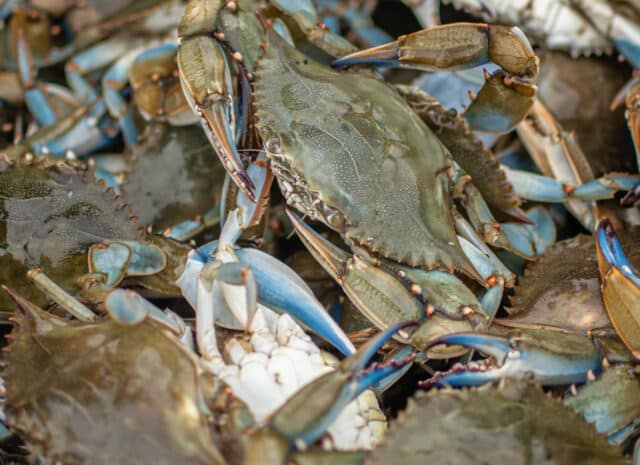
[[15, 30, 85, 127], [612, 75, 640, 170], [177, 24, 256, 201], [66, 35, 137, 105], [503, 168, 640, 203], [596, 218, 640, 358], [267, 321, 416, 448], [423, 328, 602, 387], [101, 45, 157, 146], [287, 208, 424, 330], [25, 270, 97, 322], [4, 98, 119, 159], [517, 100, 599, 230], [287, 208, 496, 334], [332, 23, 539, 132], [15, 29, 56, 126], [453, 169, 556, 259]]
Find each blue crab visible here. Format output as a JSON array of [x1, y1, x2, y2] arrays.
[[174, 0, 556, 349], [0, 155, 170, 310], [1, 273, 413, 465]]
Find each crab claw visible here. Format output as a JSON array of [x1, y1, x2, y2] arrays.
[[422, 327, 602, 387], [178, 238, 356, 357], [177, 36, 256, 201], [234, 247, 356, 356], [332, 23, 538, 132], [268, 322, 417, 448], [596, 219, 640, 358]]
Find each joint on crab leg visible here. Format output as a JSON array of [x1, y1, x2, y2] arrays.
[[15, 29, 56, 126], [422, 327, 602, 388], [516, 99, 599, 230], [504, 167, 640, 203], [332, 22, 538, 132], [177, 35, 256, 202], [66, 36, 134, 105], [596, 219, 640, 358], [286, 207, 424, 334], [267, 321, 417, 448]]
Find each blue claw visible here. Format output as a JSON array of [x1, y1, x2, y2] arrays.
[[236, 247, 356, 357], [597, 218, 640, 287], [270, 322, 417, 447], [425, 332, 512, 360], [423, 328, 602, 388], [180, 239, 356, 357]]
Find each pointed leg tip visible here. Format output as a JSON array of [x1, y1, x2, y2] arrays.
[[331, 42, 400, 68]]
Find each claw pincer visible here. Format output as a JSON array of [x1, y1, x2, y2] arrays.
[[423, 327, 602, 387]]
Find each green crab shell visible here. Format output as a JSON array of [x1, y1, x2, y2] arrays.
[[3, 291, 226, 465], [122, 123, 227, 231], [253, 30, 478, 279], [505, 233, 640, 332], [369, 381, 628, 465], [0, 158, 141, 309]]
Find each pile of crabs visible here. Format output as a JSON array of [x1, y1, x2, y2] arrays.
[[1, 0, 640, 464]]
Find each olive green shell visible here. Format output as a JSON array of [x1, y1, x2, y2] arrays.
[[505, 233, 640, 331], [3, 291, 226, 465], [396, 84, 525, 222], [369, 382, 628, 465], [0, 158, 141, 309], [122, 123, 227, 230], [254, 30, 476, 278]]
